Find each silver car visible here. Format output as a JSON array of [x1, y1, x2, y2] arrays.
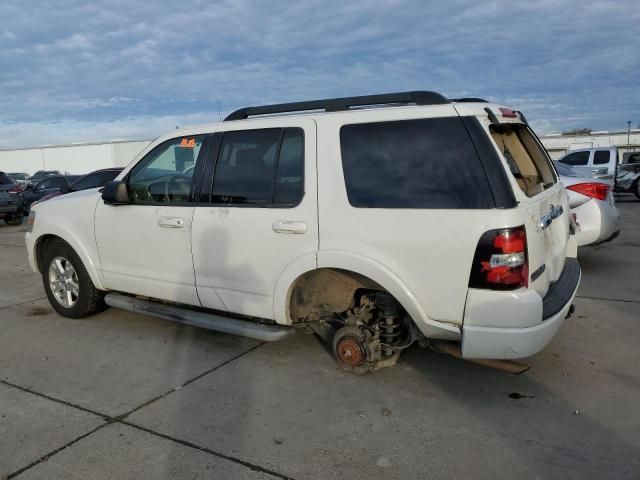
[[555, 162, 620, 247]]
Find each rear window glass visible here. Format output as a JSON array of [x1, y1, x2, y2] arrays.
[[490, 124, 557, 198], [0, 173, 12, 185], [593, 151, 610, 165], [339, 117, 494, 209]]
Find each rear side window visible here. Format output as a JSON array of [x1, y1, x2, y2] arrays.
[[340, 117, 494, 209], [593, 151, 610, 165], [211, 128, 304, 206], [560, 152, 589, 166]]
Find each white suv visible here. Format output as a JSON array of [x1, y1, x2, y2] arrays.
[[25, 91, 580, 373]]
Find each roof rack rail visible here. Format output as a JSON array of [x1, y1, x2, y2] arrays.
[[224, 91, 450, 121], [450, 97, 488, 103]]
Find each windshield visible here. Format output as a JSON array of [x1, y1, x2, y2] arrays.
[[9, 173, 27, 180]]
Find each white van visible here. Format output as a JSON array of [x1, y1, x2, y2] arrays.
[[25, 91, 580, 373]]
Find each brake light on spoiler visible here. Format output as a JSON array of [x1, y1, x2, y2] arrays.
[[499, 107, 518, 118], [469, 226, 528, 290]]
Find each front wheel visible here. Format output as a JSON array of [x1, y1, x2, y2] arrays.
[[42, 239, 106, 318]]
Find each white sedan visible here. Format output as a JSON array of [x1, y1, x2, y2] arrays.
[[555, 162, 620, 247]]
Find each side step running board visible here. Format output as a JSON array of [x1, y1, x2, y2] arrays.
[[104, 293, 294, 342]]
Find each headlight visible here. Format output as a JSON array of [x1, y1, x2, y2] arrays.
[[26, 211, 36, 233]]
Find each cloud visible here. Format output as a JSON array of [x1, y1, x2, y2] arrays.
[[0, 0, 638, 148]]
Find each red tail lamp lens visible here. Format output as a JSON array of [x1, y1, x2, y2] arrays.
[[567, 182, 609, 201], [469, 226, 528, 290]]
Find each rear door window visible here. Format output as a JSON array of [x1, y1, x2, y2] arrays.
[[560, 151, 590, 166], [593, 150, 611, 165], [210, 128, 304, 206], [340, 117, 494, 208]]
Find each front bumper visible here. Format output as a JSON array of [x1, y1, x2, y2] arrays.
[[461, 258, 581, 359], [25, 231, 39, 274]]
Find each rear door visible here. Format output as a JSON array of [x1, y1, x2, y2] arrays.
[[591, 149, 615, 179], [488, 122, 571, 295], [191, 119, 318, 320]]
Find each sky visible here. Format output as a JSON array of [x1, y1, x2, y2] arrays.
[[0, 0, 639, 149]]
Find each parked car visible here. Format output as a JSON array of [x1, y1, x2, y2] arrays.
[[28, 170, 63, 186], [617, 151, 640, 199], [25, 91, 580, 373], [0, 172, 24, 226], [557, 147, 640, 198], [33, 168, 124, 206], [554, 162, 620, 246], [22, 175, 81, 213], [7, 172, 30, 190]]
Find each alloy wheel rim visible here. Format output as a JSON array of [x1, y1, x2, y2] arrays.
[[48, 256, 79, 308]]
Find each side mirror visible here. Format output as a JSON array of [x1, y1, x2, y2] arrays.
[[102, 181, 129, 205], [60, 185, 70, 194]]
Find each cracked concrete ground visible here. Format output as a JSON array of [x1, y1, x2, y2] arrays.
[[0, 197, 639, 479]]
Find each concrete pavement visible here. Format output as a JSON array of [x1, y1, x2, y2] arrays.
[[1, 197, 639, 479]]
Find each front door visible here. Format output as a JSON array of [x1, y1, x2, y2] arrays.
[[94, 135, 206, 306], [192, 120, 318, 321]]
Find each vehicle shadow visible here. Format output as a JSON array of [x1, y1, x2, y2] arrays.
[[397, 341, 640, 479]]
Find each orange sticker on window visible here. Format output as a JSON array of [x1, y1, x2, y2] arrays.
[[180, 138, 196, 148]]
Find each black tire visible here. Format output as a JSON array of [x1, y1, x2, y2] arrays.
[[634, 179, 640, 200], [41, 239, 106, 318], [5, 215, 22, 226]]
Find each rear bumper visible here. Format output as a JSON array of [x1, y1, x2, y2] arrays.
[[573, 198, 620, 247], [461, 258, 581, 359], [0, 197, 23, 216]]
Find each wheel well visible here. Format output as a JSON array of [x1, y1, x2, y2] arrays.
[[288, 268, 390, 323], [35, 234, 66, 272]]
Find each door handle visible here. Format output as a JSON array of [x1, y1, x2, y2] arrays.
[[159, 216, 185, 228], [272, 220, 307, 234]]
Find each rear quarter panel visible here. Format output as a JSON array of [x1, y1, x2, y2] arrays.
[[315, 106, 536, 335]]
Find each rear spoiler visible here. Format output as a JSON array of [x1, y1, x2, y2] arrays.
[[484, 107, 529, 126]]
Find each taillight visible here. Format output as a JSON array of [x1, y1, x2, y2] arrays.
[[566, 182, 609, 201], [469, 226, 528, 290], [8, 186, 19, 194]]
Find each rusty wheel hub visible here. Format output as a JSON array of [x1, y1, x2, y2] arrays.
[[336, 336, 365, 367]]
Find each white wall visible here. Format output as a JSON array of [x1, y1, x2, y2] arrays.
[[540, 130, 640, 160], [0, 140, 151, 175]]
